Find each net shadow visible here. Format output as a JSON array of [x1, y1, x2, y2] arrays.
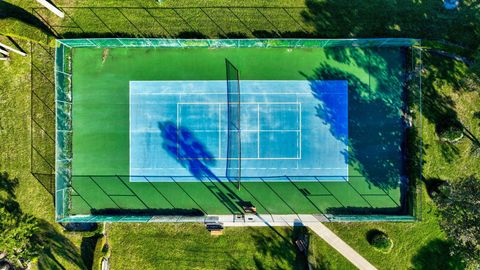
[[158, 121, 245, 215]]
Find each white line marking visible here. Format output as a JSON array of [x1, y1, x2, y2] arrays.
[[257, 103, 260, 159], [129, 81, 132, 179], [177, 157, 302, 160], [131, 167, 347, 170], [218, 104, 221, 159], [130, 129, 301, 133], [176, 103, 180, 159], [133, 92, 313, 95], [178, 102, 301, 104], [299, 103, 302, 159]]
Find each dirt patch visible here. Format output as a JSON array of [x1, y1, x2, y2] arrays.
[[102, 48, 109, 64]]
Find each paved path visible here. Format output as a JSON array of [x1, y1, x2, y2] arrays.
[[307, 223, 377, 270], [217, 214, 377, 269]]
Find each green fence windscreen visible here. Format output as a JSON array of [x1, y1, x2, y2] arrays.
[[55, 39, 422, 222]]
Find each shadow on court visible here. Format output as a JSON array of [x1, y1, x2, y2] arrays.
[[305, 47, 427, 216], [158, 121, 246, 214], [159, 121, 216, 180], [304, 48, 406, 191]]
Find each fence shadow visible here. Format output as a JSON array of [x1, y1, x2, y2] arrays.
[[31, 42, 55, 196], [32, 6, 314, 39]]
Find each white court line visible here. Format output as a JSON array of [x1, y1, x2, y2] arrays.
[[218, 104, 221, 159], [132, 167, 347, 170], [299, 103, 303, 159], [129, 84, 132, 178], [130, 129, 301, 133], [177, 102, 302, 160], [177, 102, 301, 104], [176, 103, 180, 158], [257, 103, 260, 159], [177, 157, 301, 160], [130, 80, 321, 83], [296, 103, 300, 159], [133, 92, 312, 95]]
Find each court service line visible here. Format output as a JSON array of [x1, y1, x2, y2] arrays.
[[177, 157, 301, 160], [132, 92, 313, 95], [299, 102, 303, 159], [257, 103, 260, 159], [296, 103, 301, 159], [131, 129, 301, 132], [176, 103, 180, 158], [218, 104, 222, 159], [131, 167, 348, 170], [177, 101, 301, 104]]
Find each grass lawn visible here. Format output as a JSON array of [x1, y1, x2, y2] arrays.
[[0, 38, 86, 269], [324, 195, 465, 270], [323, 52, 479, 270], [107, 223, 354, 270], [1, 0, 479, 269]]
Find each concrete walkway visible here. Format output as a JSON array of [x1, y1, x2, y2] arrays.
[[215, 214, 377, 269], [307, 222, 377, 270]]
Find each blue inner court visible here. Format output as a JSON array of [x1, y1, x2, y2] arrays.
[[129, 80, 348, 182]]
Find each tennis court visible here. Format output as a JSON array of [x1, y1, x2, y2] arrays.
[[55, 39, 421, 222], [129, 80, 348, 181]]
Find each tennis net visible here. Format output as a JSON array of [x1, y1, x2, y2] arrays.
[[225, 59, 241, 189]]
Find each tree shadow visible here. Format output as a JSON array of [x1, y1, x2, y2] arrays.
[[176, 31, 208, 39], [0, 171, 19, 198], [302, 0, 480, 54], [439, 141, 460, 163], [474, 111, 480, 121], [423, 177, 447, 199], [413, 51, 472, 156], [475, 111, 480, 128], [248, 227, 307, 270], [411, 239, 465, 270], [80, 233, 102, 270], [159, 121, 216, 180], [0, 172, 21, 215], [310, 80, 348, 144], [36, 219, 86, 270], [0, 171, 83, 269], [0, 1, 54, 36], [303, 56, 404, 190], [158, 121, 246, 214], [292, 223, 309, 268]]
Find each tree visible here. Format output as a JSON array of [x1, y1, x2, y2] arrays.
[[0, 206, 42, 268], [435, 176, 480, 268]]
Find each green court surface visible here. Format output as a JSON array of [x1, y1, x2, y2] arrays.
[[60, 40, 414, 220]]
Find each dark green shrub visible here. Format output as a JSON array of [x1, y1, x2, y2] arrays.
[[366, 229, 393, 252]]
